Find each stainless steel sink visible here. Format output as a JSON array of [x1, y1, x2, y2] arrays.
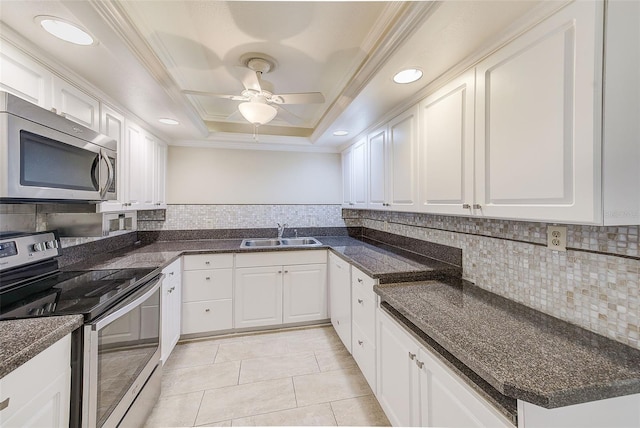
[[240, 237, 322, 248]]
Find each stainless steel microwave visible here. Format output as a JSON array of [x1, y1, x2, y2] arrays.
[[0, 91, 117, 202]]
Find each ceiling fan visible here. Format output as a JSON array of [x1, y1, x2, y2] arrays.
[[183, 54, 325, 126]]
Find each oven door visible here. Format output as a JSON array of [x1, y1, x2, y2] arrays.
[[82, 275, 163, 428], [1, 112, 116, 201]]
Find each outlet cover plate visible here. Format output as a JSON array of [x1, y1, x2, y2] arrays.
[[547, 226, 567, 251]]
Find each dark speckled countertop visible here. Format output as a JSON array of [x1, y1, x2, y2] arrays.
[[0, 315, 83, 378], [375, 279, 640, 410], [64, 236, 462, 283]]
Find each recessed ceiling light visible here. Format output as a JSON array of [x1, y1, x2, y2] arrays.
[[393, 68, 423, 84], [333, 130, 349, 136], [36, 16, 94, 46], [159, 118, 180, 125]]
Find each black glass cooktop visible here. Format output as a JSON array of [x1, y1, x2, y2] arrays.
[[0, 267, 158, 322]]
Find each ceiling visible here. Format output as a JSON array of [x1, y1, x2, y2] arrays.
[[0, 1, 542, 151]]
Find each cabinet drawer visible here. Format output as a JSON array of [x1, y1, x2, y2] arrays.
[[352, 266, 376, 291], [236, 250, 326, 268], [182, 300, 232, 334], [182, 269, 233, 302], [0, 334, 71, 425], [352, 285, 376, 341], [352, 323, 376, 392], [183, 254, 233, 270]]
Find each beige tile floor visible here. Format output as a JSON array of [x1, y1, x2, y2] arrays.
[[144, 325, 391, 427]]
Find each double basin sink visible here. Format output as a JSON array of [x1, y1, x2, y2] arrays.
[[240, 237, 323, 248]]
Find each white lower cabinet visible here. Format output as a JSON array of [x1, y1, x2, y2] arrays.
[[181, 254, 234, 335], [283, 263, 328, 324], [235, 266, 283, 329], [329, 252, 352, 352], [235, 250, 327, 330], [377, 306, 512, 428], [0, 334, 71, 428], [161, 258, 182, 363], [351, 266, 377, 392]]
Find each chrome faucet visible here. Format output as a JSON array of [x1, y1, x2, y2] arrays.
[[277, 223, 287, 238]]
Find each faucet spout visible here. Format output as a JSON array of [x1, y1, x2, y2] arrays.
[[277, 223, 287, 238]]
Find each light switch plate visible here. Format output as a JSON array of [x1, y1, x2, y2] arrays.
[[547, 226, 567, 251]]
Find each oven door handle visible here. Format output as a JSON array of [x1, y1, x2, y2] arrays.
[[92, 274, 164, 331]]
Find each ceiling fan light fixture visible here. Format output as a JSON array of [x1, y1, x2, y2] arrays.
[[238, 101, 277, 125], [36, 16, 94, 46], [393, 68, 423, 84]]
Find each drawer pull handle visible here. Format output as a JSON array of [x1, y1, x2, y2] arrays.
[[0, 397, 9, 411], [358, 340, 363, 346], [205, 261, 211, 265], [409, 352, 416, 360], [416, 360, 424, 369], [205, 308, 210, 312], [357, 278, 363, 283], [169, 272, 174, 276], [462, 203, 471, 209], [336, 319, 340, 325], [284, 270, 289, 274], [473, 204, 482, 210], [357, 298, 364, 304], [205, 277, 211, 280]]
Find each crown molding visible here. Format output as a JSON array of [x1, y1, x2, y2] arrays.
[[87, 0, 209, 138], [171, 136, 339, 154]]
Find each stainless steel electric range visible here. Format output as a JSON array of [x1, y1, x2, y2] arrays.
[[0, 230, 163, 428]]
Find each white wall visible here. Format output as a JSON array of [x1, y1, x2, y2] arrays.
[[167, 147, 342, 204]]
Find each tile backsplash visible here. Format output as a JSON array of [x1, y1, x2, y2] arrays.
[[138, 204, 346, 230], [344, 209, 640, 350]]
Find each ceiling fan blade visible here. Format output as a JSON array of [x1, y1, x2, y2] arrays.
[[235, 66, 262, 92], [274, 104, 304, 126], [271, 92, 325, 104], [183, 90, 247, 101]]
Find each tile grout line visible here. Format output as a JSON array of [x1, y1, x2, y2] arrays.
[[192, 390, 206, 428], [291, 376, 299, 408], [328, 401, 339, 427]]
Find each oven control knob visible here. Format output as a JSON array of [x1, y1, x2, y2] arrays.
[[32, 242, 45, 252], [45, 240, 58, 249]]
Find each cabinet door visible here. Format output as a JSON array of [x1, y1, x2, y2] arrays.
[[351, 138, 368, 208], [140, 133, 156, 206], [235, 266, 283, 328], [97, 104, 126, 213], [155, 142, 167, 208], [376, 307, 420, 427], [0, 41, 52, 109], [0, 334, 71, 428], [368, 126, 388, 209], [419, 70, 475, 216], [418, 347, 512, 428], [475, 1, 602, 223], [329, 253, 352, 352], [342, 148, 354, 207], [124, 121, 143, 206], [283, 263, 327, 324], [161, 259, 182, 362], [388, 106, 419, 211], [52, 77, 100, 131]]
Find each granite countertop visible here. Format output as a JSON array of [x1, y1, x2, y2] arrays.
[[375, 279, 640, 410], [0, 315, 83, 378], [63, 236, 462, 282]]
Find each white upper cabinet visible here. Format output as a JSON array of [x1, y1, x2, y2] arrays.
[[342, 138, 368, 208], [0, 42, 52, 109], [474, 1, 602, 223], [387, 106, 419, 211], [418, 70, 475, 216], [155, 143, 168, 208], [98, 104, 128, 213], [52, 77, 100, 131], [368, 126, 388, 209]]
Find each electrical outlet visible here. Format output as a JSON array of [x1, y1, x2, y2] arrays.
[[547, 226, 567, 251]]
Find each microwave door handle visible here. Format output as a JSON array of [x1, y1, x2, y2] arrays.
[[99, 149, 114, 200]]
